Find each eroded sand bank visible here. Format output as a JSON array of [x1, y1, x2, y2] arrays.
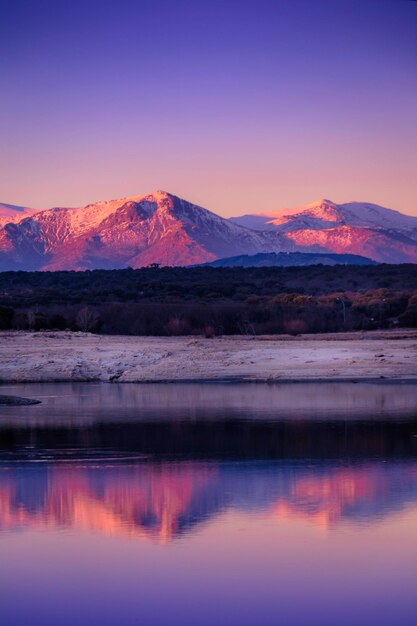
[[1, 330, 417, 383]]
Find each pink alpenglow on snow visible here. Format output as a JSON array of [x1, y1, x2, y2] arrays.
[[1, 192, 417, 270]]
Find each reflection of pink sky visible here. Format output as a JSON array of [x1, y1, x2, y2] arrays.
[[0, 463, 417, 542], [2, 1, 417, 219]]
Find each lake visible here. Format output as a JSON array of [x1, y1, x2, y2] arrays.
[[0, 382, 416, 626]]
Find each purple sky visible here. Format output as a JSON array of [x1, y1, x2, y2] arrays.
[[1, 0, 416, 216]]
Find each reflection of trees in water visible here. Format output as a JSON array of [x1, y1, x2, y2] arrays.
[[1, 417, 417, 460], [0, 460, 416, 541], [2, 382, 417, 427]]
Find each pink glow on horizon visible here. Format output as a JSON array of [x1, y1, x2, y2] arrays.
[[1, 1, 416, 217]]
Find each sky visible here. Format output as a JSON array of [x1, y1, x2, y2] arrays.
[[1, 0, 416, 216]]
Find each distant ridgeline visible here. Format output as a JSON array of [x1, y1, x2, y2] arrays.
[[0, 264, 416, 335], [200, 252, 377, 267]]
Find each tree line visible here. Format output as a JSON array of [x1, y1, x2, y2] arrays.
[[0, 265, 416, 335]]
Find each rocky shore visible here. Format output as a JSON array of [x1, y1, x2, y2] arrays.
[[0, 330, 416, 383]]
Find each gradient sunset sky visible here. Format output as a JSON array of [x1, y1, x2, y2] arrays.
[[1, 0, 416, 216]]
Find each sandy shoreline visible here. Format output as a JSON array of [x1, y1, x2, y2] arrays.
[[0, 330, 417, 383]]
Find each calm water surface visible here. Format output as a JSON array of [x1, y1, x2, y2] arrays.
[[0, 383, 416, 626]]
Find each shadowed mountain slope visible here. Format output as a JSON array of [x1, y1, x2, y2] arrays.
[[202, 251, 377, 267]]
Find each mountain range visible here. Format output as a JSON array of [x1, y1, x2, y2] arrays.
[[231, 199, 417, 264], [1, 192, 416, 270]]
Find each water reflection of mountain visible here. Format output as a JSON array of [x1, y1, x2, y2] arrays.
[[1, 383, 416, 541], [1, 461, 416, 541]]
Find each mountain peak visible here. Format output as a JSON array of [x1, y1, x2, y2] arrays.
[[230, 198, 417, 263], [307, 198, 336, 207], [131, 190, 173, 202], [0, 190, 290, 270], [265, 198, 343, 227]]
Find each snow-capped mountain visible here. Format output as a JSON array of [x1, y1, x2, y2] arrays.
[[230, 199, 417, 263], [1, 193, 416, 270], [0, 202, 39, 227], [231, 199, 417, 232], [0, 191, 292, 271]]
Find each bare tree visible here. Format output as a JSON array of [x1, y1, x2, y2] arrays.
[[27, 310, 36, 330], [76, 307, 99, 332]]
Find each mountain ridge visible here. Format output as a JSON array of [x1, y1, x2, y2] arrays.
[[230, 198, 417, 231], [0, 202, 39, 227], [1, 192, 416, 270], [230, 198, 417, 264], [0, 191, 292, 271]]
